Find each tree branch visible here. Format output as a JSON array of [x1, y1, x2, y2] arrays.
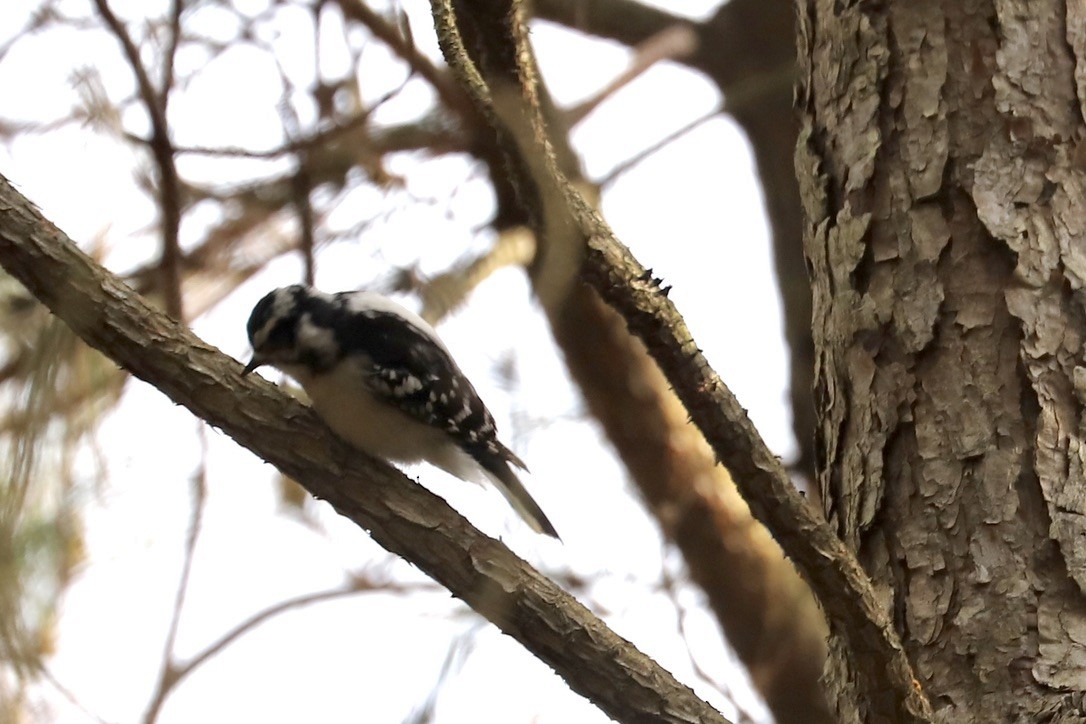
[[565, 24, 697, 126], [428, 0, 931, 720], [92, 0, 184, 319], [417, 226, 535, 324], [578, 217, 931, 723], [143, 424, 209, 724], [533, 0, 796, 97], [336, 0, 470, 118], [0, 173, 728, 724], [435, 1, 833, 720], [165, 576, 438, 709]]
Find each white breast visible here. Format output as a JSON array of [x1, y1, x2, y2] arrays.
[[289, 360, 483, 484]]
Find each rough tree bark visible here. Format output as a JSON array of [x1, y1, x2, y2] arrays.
[[797, 1, 1086, 721]]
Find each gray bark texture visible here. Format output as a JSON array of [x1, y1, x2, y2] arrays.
[[797, 1, 1086, 721]]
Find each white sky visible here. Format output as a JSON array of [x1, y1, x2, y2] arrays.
[[1, 1, 791, 722]]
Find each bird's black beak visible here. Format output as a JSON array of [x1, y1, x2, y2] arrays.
[[242, 355, 262, 375]]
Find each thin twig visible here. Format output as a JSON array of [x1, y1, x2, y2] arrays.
[[336, 0, 469, 117], [92, 0, 184, 319], [566, 24, 699, 125], [151, 86, 413, 159], [172, 579, 435, 689], [600, 106, 721, 187], [269, 52, 317, 285], [160, 0, 183, 99], [659, 563, 758, 724], [38, 665, 110, 724], [293, 168, 316, 286], [142, 422, 209, 724]]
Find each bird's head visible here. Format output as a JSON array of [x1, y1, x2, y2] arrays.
[[243, 284, 337, 377]]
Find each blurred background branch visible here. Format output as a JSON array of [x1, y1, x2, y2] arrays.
[[0, 0, 822, 721]]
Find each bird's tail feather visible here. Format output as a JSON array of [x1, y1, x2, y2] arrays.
[[482, 458, 560, 540]]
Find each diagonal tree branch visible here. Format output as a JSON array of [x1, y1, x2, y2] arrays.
[[435, 1, 832, 721], [429, 0, 931, 721], [0, 173, 728, 724], [578, 217, 931, 723], [535, 0, 817, 486]]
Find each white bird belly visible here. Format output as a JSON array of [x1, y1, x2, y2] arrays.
[[290, 361, 481, 483]]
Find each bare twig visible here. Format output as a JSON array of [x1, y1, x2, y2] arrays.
[[658, 564, 758, 724], [336, 0, 469, 117], [147, 79, 424, 159], [269, 54, 317, 285], [293, 168, 316, 286], [418, 226, 535, 324], [175, 578, 434, 689], [38, 665, 110, 724], [160, 0, 183, 98], [143, 423, 210, 724], [91, 0, 184, 319], [566, 24, 698, 125], [599, 106, 720, 187]]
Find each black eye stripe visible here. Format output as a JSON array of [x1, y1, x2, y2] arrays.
[[267, 318, 296, 348]]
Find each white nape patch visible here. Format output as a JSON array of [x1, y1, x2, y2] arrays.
[[342, 291, 450, 353], [296, 313, 337, 357]]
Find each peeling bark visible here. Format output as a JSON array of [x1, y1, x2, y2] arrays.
[[798, 0, 1086, 720]]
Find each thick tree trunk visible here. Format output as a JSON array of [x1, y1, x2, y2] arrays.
[[797, 1, 1086, 720]]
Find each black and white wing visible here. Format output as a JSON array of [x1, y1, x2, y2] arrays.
[[331, 292, 558, 538]]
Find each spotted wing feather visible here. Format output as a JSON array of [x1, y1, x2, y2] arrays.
[[329, 301, 557, 537], [330, 309, 496, 452]]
